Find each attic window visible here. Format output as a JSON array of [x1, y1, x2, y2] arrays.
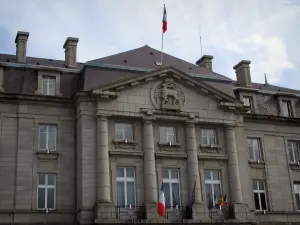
[[124, 60, 127, 63], [189, 67, 192, 70], [150, 52, 153, 55], [49, 59, 53, 62]]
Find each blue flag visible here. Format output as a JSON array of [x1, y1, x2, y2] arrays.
[[189, 181, 196, 208]]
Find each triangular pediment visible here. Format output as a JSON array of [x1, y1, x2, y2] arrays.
[[92, 66, 245, 112]]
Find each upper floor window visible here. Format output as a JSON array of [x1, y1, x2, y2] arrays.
[[39, 125, 57, 152], [37, 173, 56, 210], [115, 123, 133, 141], [116, 167, 135, 207], [201, 129, 216, 145], [243, 96, 253, 113], [248, 138, 263, 161], [159, 126, 176, 143], [288, 141, 300, 164], [294, 182, 300, 210], [42, 77, 55, 96], [252, 180, 267, 211], [282, 100, 292, 117], [204, 170, 221, 208], [162, 169, 180, 208]]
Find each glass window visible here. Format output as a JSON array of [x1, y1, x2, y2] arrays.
[[116, 167, 135, 207], [204, 170, 222, 208], [201, 129, 216, 145], [39, 125, 57, 151], [288, 141, 300, 164], [159, 126, 176, 143], [42, 77, 56, 96], [282, 100, 292, 117], [248, 138, 263, 161], [243, 96, 253, 113], [294, 182, 300, 210], [162, 169, 180, 208], [37, 173, 56, 210], [115, 123, 133, 141], [252, 180, 267, 211]]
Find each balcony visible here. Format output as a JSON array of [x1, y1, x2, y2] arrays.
[[115, 205, 146, 222]]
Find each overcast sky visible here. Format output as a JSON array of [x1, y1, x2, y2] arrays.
[[1, 0, 300, 89]]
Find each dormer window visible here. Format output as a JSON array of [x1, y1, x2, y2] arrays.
[[282, 100, 292, 117], [42, 77, 56, 96], [243, 96, 253, 113]]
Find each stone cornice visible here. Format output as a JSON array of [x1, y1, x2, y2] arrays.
[[244, 113, 300, 124]]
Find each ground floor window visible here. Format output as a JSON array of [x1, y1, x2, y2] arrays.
[[37, 173, 56, 210]]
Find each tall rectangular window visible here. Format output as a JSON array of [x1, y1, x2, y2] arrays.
[[116, 167, 136, 207], [37, 173, 56, 210], [243, 96, 253, 113], [39, 125, 57, 151], [288, 141, 300, 164], [248, 138, 263, 161], [294, 182, 300, 210], [252, 180, 267, 211], [159, 126, 176, 143], [204, 170, 221, 208], [282, 100, 292, 117], [115, 123, 133, 141], [42, 77, 55, 96], [162, 169, 180, 208], [201, 129, 216, 145]]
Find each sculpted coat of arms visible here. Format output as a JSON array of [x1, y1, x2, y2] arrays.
[[151, 80, 185, 111]]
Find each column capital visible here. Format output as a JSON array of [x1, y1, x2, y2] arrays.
[[142, 116, 156, 123], [97, 115, 108, 121], [185, 120, 196, 128], [225, 123, 236, 130]]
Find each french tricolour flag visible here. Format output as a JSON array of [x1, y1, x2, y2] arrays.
[[157, 182, 166, 216], [162, 4, 167, 33]]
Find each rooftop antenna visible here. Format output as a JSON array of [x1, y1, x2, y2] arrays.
[[199, 25, 203, 57], [264, 73, 269, 85]]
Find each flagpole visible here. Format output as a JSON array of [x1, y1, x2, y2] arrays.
[[160, 31, 164, 66]]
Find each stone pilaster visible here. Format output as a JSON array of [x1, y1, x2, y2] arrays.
[[225, 125, 243, 203]]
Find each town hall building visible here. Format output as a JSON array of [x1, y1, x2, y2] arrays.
[[0, 31, 299, 224]]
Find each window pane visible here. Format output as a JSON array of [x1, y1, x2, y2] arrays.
[[117, 182, 125, 206], [124, 128, 133, 140], [252, 180, 258, 190], [172, 183, 180, 207], [171, 170, 178, 179], [212, 171, 220, 180], [126, 168, 134, 178], [289, 147, 295, 162], [38, 174, 46, 185], [260, 193, 267, 210], [205, 184, 213, 208], [168, 134, 176, 142], [126, 182, 135, 206], [39, 125, 47, 133], [159, 127, 167, 142], [47, 188, 55, 209], [296, 193, 300, 210], [42, 79, 48, 95], [254, 193, 260, 210], [115, 131, 123, 140], [164, 183, 171, 207], [38, 188, 45, 209], [48, 129, 56, 150], [47, 174, 55, 185], [39, 132, 47, 150], [115, 123, 123, 131], [258, 181, 265, 190], [163, 169, 169, 179], [116, 168, 124, 177], [204, 170, 211, 180], [249, 145, 254, 160], [213, 184, 221, 200], [49, 81, 55, 96]]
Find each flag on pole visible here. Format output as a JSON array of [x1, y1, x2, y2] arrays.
[[162, 4, 167, 33], [157, 182, 166, 216], [189, 180, 196, 208]]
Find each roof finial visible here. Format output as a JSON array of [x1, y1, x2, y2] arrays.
[[264, 73, 269, 85]]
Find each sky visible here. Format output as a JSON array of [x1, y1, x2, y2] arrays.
[[0, 0, 300, 90]]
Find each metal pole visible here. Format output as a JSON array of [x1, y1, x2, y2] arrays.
[[160, 31, 164, 66]]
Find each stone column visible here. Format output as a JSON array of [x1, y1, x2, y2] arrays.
[[186, 122, 202, 203], [143, 119, 157, 203], [225, 125, 243, 203], [96, 116, 111, 203]]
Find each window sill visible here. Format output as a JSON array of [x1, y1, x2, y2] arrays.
[[113, 139, 138, 149], [200, 144, 222, 153], [36, 151, 59, 160], [289, 162, 300, 170], [248, 160, 265, 169], [156, 152, 187, 159], [198, 153, 228, 160], [158, 142, 180, 151]]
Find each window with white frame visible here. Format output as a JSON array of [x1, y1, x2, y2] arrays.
[[282, 100, 292, 117], [115, 123, 133, 141], [201, 129, 216, 145], [294, 182, 300, 210], [243, 96, 253, 113], [288, 141, 300, 164], [39, 125, 57, 152], [159, 126, 176, 143], [162, 169, 180, 208], [42, 77, 56, 96], [116, 167, 136, 207], [252, 180, 267, 211], [248, 138, 263, 161], [204, 170, 222, 208], [37, 173, 56, 210]]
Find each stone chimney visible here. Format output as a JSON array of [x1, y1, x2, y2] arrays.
[[63, 37, 79, 68], [196, 55, 213, 71], [233, 60, 252, 86], [15, 31, 29, 63]]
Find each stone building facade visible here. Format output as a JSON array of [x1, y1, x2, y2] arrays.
[[0, 31, 299, 224]]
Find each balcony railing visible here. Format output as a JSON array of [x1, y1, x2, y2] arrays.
[[116, 205, 146, 221]]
